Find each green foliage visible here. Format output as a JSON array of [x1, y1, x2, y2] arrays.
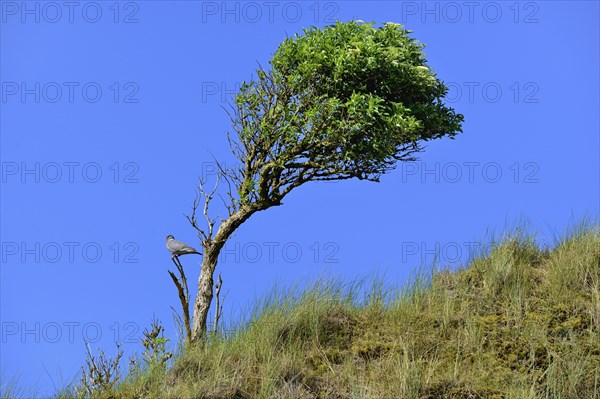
[[234, 21, 463, 190], [141, 318, 173, 369], [272, 21, 462, 140], [81, 223, 599, 398]]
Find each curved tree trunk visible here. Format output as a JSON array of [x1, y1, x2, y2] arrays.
[[191, 204, 267, 341]]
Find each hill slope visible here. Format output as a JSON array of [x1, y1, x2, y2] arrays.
[[66, 227, 600, 399]]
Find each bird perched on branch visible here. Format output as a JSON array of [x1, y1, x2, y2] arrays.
[[166, 235, 202, 258]]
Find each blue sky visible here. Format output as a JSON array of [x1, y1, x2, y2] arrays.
[[1, 1, 598, 396]]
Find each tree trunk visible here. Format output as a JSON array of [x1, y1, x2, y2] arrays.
[[191, 247, 218, 341], [191, 205, 264, 341]]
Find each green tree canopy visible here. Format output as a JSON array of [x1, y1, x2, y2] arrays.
[[230, 21, 463, 207]]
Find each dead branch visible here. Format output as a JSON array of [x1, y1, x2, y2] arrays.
[[213, 273, 225, 334], [168, 256, 192, 345]]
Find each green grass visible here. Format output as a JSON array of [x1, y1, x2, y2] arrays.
[[56, 223, 600, 398]]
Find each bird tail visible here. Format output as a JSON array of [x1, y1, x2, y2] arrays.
[[179, 250, 202, 256]]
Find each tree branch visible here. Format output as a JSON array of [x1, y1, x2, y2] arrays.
[[168, 256, 192, 345], [213, 273, 224, 334]]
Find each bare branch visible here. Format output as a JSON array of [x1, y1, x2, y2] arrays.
[[187, 175, 222, 242], [168, 256, 192, 345], [186, 195, 209, 242], [211, 156, 239, 217], [213, 273, 224, 334]]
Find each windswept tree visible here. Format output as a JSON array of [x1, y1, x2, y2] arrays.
[[182, 21, 464, 341]]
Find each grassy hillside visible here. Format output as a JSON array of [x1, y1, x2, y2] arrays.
[[57, 225, 599, 398]]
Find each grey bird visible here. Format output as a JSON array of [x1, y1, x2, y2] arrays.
[[166, 235, 202, 258]]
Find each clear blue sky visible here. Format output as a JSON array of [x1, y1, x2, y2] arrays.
[[1, 1, 598, 396]]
